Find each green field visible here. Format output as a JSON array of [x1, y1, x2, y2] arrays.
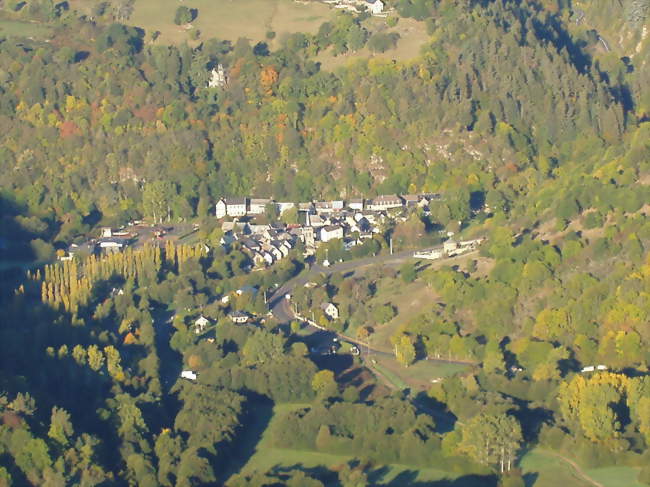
[[0, 18, 53, 38], [521, 450, 644, 487], [125, 0, 429, 65], [129, 0, 335, 46], [234, 403, 485, 486], [586, 466, 645, 487], [520, 450, 595, 487]]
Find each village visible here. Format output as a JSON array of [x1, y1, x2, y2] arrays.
[[62, 192, 486, 270], [62, 193, 484, 349], [214, 193, 443, 268], [320, 0, 387, 16]]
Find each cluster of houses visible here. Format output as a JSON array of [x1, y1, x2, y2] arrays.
[[217, 193, 441, 266], [220, 220, 301, 267], [413, 238, 485, 260], [215, 193, 437, 220], [62, 227, 136, 260], [322, 0, 386, 16], [192, 310, 253, 336]]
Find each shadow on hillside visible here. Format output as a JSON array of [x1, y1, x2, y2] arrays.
[[270, 462, 497, 486], [222, 395, 275, 482]]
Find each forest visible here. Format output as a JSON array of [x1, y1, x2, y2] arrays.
[[0, 0, 648, 484]]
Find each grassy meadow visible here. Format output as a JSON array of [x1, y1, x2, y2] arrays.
[[521, 450, 645, 487], [129, 0, 334, 46], [0, 17, 53, 39], [124, 0, 430, 65]]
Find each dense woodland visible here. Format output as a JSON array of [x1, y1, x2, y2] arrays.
[[0, 0, 649, 484]]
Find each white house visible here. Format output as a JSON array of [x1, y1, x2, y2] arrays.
[[314, 200, 343, 213], [194, 316, 210, 334], [225, 197, 247, 217], [216, 197, 248, 218], [207, 64, 228, 88], [215, 199, 227, 219], [181, 370, 197, 381], [98, 237, 129, 253], [320, 225, 344, 242], [321, 302, 339, 320], [249, 198, 272, 215], [366, 0, 384, 15], [229, 311, 249, 324], [368, 194, 403, 211], [348, 198, 364, 211]]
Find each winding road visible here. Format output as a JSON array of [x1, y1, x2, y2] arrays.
[[268, 245, 477, 364], [267, 247, 607, 487]]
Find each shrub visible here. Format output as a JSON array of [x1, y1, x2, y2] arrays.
[[367, 32, 400, 53], [174, 6, 196, 25]]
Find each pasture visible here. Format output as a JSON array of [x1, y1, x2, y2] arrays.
[[129, 0, 334, 46]]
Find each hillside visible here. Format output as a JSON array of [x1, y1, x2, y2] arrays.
[[0, 0, 648, 485]]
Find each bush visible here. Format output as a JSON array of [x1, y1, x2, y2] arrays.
[[174, 6, 196, 25], [386, 16, 399, 27], [367, 32, 400, 53], [400, 262, 416, 282], [372, 303, 396, 324], [583, 211, 604, 229]]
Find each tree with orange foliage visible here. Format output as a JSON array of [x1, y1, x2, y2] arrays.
[[260, 65, 279, 95]]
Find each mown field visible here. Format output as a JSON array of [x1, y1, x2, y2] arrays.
[[124, 0, 429, 65], [129, 0, 335, 46], [520, 450, 644, 487], [0, 17, 53, 38]]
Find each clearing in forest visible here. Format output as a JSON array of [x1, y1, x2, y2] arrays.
[[129, 0, 334, 46]]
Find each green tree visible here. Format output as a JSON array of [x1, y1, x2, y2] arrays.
[[394, 334, 416, 367], [174, 6, 196, 25], [400, 262, 417, 283], [312, 370, 337, 397], [48, 407, 74, 447], [457, 413, 523, 472], [242, 329, 285, 364], [143, 181, 176, 223]]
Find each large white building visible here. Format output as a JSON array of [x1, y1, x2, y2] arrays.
[[216, 197, 248, 218], [320, 225, 344, 242], [366, 0, 384, 15], [367, 194, 404, 211], [249, 198, 271, 215]]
